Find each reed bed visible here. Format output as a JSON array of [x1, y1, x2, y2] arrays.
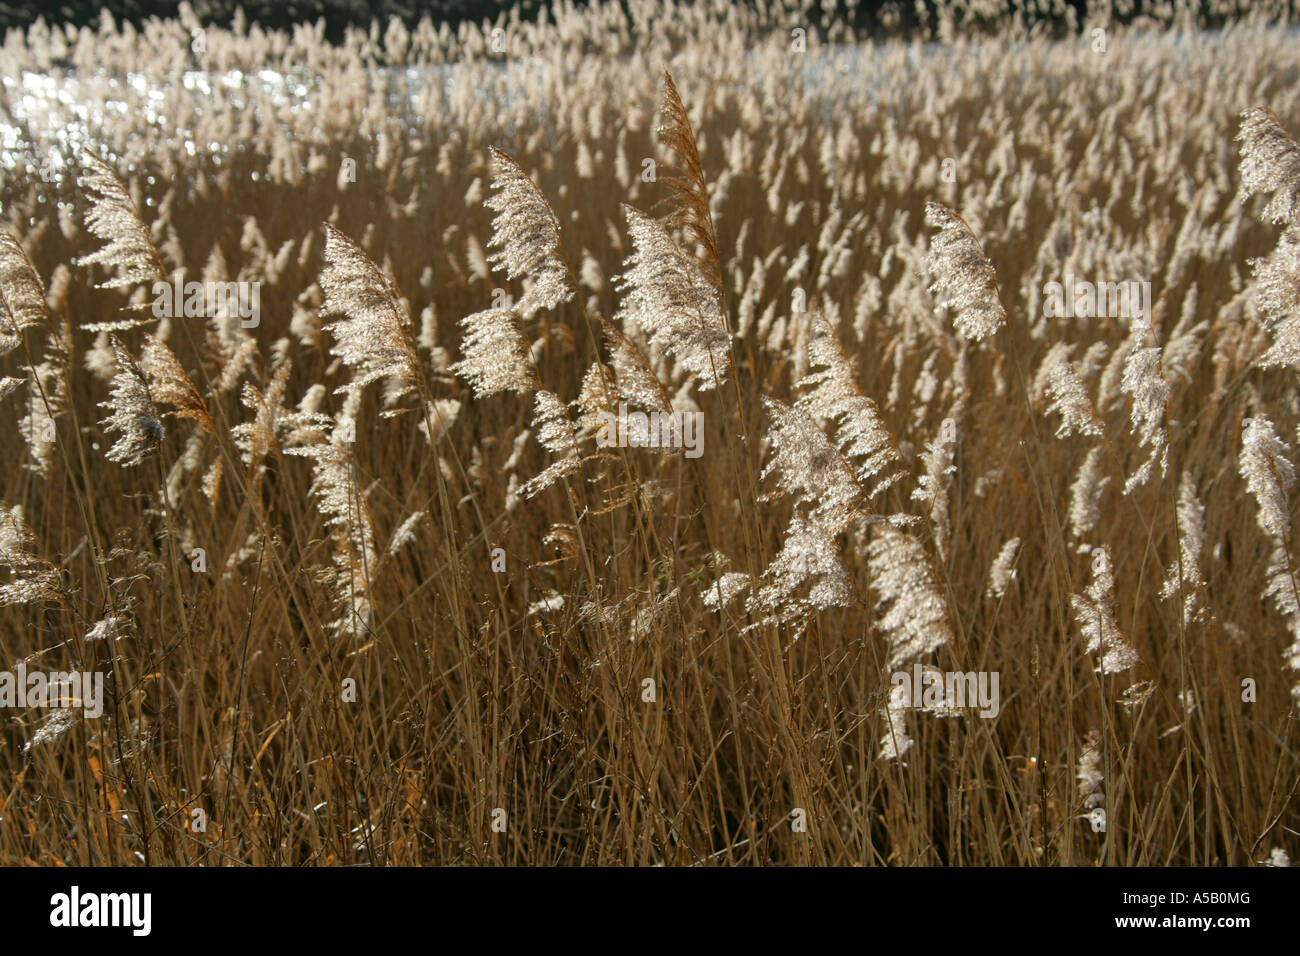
[[0, 0, 1298, 865]]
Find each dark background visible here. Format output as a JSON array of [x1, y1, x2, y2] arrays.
[[0, 1, 1284, 43]]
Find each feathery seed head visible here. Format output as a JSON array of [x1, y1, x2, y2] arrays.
[[759, 396, 865, 532], [77, 151, 165, 292], [0, 504, 63, 607], [319, 223, 421, 399], [867, 524, 954, 668], [1068, 445, 1111, 544], [1240, 415, 1295, 540], [746, 512, 855, 630], [1042, 350, 1105, 439], [1238, 108, 1300, 227], [518, 390, 581, 499], [615, 205, 732, 391], [0, 233, 49, 342], [99, 336, 163, 467], [987, 537, 1022, 599], [925, 200, 1006, 341], [1071, 545, 1141, 675], [797, 313, 903, 497], [484, 147, 576, 317], [1120, 343, 1169, 493], [452, 307, 541, 398], [1077, 730, 1105, 809]]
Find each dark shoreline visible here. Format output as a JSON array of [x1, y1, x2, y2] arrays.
[[4, 1, 1275, 45]]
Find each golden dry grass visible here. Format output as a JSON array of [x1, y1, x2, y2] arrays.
[[0, 0, 1298, 865]]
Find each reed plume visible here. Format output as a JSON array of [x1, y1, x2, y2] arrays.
[[866, 524, 953, 668], [99, 335, 164, 467], [986, 536, 1021, 599], [1239, 415, 1295, 540], [925, 201, 1006, 342], [284, 398, 377, 641], [615, 205, 731, 391], [517, 390, 581, 499], [1238, 109, 1300, 370], [1238, 108, 1300, 228], [0, 233, 49, 347], [140, 334, 215, 434], [796, 312, 903, 497], [1160, 471, 1208, 623], [318, 223, 422, 399], [1119, 342, 1169, 493], [452, 307, 541, 398], [658, 70, 722, 293], [758, 395, 864, 532], [1070, 545, 1141, 676], [483, 147, 577, 318], [744, 512, 854, 634], [1042, 349, 1105, 439], [0, 505, 64, 607], [77, 151, 166, 324]]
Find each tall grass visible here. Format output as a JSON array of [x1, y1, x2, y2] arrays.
[[1, 0, 1298, 865]]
